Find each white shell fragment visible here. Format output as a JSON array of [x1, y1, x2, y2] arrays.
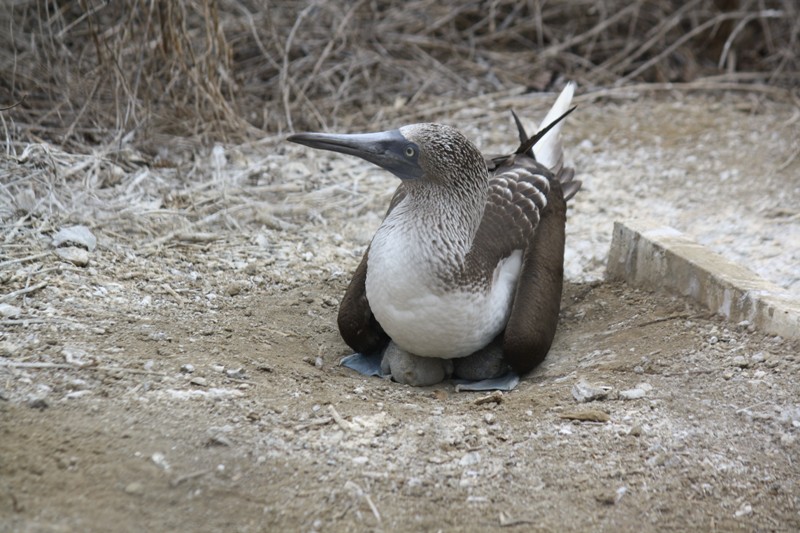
[[151, 452, 170, 471], [572, 380, 612, 402], [0, 303, 22, 319], [619, 388, 647, 400], [55, 246, 90, 267], [52, 225, 97, 251], [619, 383, 653, 400]]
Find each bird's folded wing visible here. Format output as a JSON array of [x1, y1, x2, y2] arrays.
[[465, 160, 551, 275], [501, 171, 568, 374]]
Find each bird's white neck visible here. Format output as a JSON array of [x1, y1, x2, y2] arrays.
[[387, 184, 486, 267]]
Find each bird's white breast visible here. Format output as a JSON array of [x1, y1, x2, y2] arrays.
[[366, 213, 522, 359]]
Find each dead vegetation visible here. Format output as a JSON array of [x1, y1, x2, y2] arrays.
[[1, 0, 799, 269], [1, 1, 799, 271], [1, 0, 798, 149]]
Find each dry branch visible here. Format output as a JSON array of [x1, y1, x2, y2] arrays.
[[0, 0, 797, 148]]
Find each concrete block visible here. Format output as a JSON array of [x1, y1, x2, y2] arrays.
[[607, 219, 800, 341]]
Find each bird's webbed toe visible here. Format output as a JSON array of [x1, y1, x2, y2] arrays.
[[381, 342, 453, 386]]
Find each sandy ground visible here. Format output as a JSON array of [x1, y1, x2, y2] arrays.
[[1, 91, 799, 532]]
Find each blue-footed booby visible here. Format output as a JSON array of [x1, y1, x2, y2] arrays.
[[288, 83, 580, 389]]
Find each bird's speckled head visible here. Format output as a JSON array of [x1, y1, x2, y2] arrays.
[[398, 123, 487, 188], [287, 123, 488, 190]]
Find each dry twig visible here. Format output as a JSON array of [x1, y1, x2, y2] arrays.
[[1, 0, 797, 145]]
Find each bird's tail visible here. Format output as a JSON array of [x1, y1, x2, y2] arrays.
[[511, 82, 580, 201], [532, 82, 574, 174]]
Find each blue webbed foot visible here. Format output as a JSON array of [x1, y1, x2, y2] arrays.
[[340, 352, 385, 377], [453, 371, 520, 391]]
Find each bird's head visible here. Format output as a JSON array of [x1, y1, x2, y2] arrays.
[[287, 123, 487, 189]]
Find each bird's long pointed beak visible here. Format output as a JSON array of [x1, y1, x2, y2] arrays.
[[288, 131, 391, 159], [287, 129, 423, 180]]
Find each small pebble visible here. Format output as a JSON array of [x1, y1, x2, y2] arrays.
[[734, 502, 753, 518], [52, 225, 97, 251], [0, 303, 22, 319], [55, 246, 90, 267], [474, 391, 504, 405], [225, 367, 246, 379], [572, 380, 612, 403], [558, 409, 610, 423], [68, 378, 89, 390], [211, 364, 225, 373], [619, 388, 646, 400], [459, 451, 482, 466], [206, 434, 233, 447], [431, 389, 447, 402], [594, 486, 627, 506], [0, 340, 21, 357], [151, 452, 170, 471], [732, 355, 750, 368], [63, 347, 93, 367], [147, 331, 170, 342], [190, 377, 208, 387], [180, 364, 195, 374], [26, 396, 49, 410], [124, 482, 145, 495], [225, 281, 249, 296], [64, 390, 92, 400]]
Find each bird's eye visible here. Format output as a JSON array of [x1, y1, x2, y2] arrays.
[[404, 146, 415, 157]]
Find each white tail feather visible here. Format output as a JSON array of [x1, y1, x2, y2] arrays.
[[532, 82, 575, 173]]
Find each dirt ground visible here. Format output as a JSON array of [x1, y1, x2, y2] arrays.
[[1, 92, 799, 532]]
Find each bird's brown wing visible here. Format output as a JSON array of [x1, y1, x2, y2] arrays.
[[501, 166, 569, 374], [468, 154, 572, 374], [482, 106, 580, 374], [337, 184, 408, 355], [465, 161, 549, 278]]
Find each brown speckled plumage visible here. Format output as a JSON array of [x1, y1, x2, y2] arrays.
[[289, 84, 580, 376]]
